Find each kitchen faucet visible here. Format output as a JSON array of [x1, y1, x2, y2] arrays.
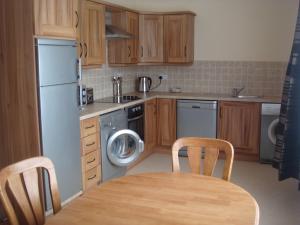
[[232, 86, 245, 97]]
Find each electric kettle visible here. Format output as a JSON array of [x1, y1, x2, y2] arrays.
[[138, 76, 152, 92]]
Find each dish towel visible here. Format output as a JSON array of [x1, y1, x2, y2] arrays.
[[273, 3, 300, 190]]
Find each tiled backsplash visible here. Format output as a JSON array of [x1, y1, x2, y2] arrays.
[[81, 61, 287, 100]]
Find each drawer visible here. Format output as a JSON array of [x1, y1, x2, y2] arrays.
[[83, 150, 100, 171], [81, 133, 99, 155], [84, 166, 100, 190], [80, 117, 99, 138]]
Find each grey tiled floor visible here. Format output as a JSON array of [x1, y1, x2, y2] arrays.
[[127, 153, 300, 225]]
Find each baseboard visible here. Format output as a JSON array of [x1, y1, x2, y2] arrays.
[[45, 191, 83, 216]]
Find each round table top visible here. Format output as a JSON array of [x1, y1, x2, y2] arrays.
[[46, 172, 259, 225]]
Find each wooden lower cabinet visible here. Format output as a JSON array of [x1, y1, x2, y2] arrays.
[[157, 98, 177, 148], [144, 99, 158, 154], [80, 117, 101, 191], [218, 101, 261, 160]]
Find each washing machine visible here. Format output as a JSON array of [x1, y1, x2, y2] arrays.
[[260, 103, 281, 163], [100, 109, 144, 182]]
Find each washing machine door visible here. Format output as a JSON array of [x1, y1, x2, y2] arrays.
[[107, 129, 144, 167], [268, 118, 280, 145]]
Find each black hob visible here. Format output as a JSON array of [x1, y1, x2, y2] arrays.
[[94, 95, 141, 104]]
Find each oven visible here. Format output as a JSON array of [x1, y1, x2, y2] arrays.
[[126, 104, 144, 141]]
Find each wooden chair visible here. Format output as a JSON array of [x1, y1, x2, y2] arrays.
[[0, 157, 61, 225], [172, 138, 234, 181]]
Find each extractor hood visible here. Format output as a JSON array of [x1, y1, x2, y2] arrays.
[[105, 11, 132, 39], [105, 25, 133, 39]]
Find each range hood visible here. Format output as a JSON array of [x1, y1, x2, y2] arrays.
[[105, 25, 132, 39], [105, 11, 132, 39]]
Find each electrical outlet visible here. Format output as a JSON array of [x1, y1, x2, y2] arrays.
[[160, 74, 168, 80]]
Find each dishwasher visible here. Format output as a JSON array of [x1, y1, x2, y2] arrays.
[[177, 100, 217, 156]]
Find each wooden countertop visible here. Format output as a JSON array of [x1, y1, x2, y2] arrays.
[[45, 172, 259, 225], [80, 91, 281, 120]]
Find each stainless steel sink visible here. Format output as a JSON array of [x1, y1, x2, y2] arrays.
[[237, 95, 260, 99]]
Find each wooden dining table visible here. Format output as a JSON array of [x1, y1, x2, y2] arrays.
[[45, 172, 259, 225]]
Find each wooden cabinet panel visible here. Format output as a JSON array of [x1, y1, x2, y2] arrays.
[[164, 14, 194, 63], [157, 99, 176, 147], [144, 99, 157, 153], [82, 165, 101, 190], [80, 117, 99, 137], [81, 133, 100, 155], [34, 0, 78, 39], [218, 101, 261, 156], [108, 11, 139, 64], [139, 15, 164, 63], [82, 150, 100, 171], [1, 0, 41, 169], [80, 0, 105, 66]]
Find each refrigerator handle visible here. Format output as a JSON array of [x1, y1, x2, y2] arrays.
[[77, 58, 82, 81]]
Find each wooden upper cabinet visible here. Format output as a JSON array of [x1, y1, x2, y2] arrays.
[[144, 99, 158, 153], [108, 11, 139, 64], [164, 14, 194, 63], [34, 0, 79, 39], [139, 15, 164, 63], [80, 1, 105, 66], [218, 101, 261, 157], [157, 99, 176, 147]]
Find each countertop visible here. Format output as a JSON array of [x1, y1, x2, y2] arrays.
[[80, 92, 281, 120]]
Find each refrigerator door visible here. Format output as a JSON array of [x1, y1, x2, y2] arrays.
[[36, 39, 77, 86], [39, 83, 81, 209]]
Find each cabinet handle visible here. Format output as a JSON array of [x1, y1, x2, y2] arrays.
[[128, 46, 131, 57], [87, 158, 96, 164], [79, 42, 83, 58], [75, 11, 79, 28], [85, 125, 95, 129], [88, 175, 96, 180], [84, 43, 88, 58], [86, 142, 95, 147], [184, 45, 187, 57], [141, 46, 143, 58], [219, 107, 222, 119]]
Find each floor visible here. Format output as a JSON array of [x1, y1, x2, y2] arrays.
[[127, 153, 300, 225]]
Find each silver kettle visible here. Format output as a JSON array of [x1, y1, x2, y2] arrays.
[[138, 76, 152, 92]]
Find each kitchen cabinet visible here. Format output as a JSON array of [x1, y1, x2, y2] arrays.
[[79, 0, 106, 66], [80, 117, 101, 191], [108, 11, 139, 64], [139, 14, 164, 63], [144, 99, 158, 153], [34, 0, 79, 39], [218, 101, 261, 160], [157, 98, 177, 147], [164, 14, 195, 63]]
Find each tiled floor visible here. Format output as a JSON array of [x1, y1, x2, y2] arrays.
[[127, 153, 300, 225]]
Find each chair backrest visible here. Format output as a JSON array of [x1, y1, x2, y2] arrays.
[[172, 138, 234, 181], [0, 157, 61, 225]]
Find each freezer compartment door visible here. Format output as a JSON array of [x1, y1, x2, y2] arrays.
[[37, 39, 77, 86], [39, 83, 81, 209]]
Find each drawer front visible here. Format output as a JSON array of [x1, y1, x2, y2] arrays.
[[81, 133, 99, 155], [84, 166, 100, 190], [83, 150, 100, 171], [80, 117, 99, 137]]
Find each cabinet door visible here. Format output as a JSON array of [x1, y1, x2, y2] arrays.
[[164, 14, 194, 63], [139, 15, 164, 63], [126, 12, 139, 63], [144, 99, 157, 153], [157, 99, 176, 147], [80, 1, 105, 66], [108, 11, 139, 64], [218, 101, 260, 155], [34, 0, 78, 39]]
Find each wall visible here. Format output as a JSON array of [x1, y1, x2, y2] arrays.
[[82, 0, 298, 99], [105, 0, 299, 62]]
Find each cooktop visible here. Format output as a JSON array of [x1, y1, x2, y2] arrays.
[[94, 95, 141, 104]]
